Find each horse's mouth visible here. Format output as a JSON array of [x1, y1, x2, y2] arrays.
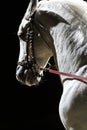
[[16, 65, 42, 87]]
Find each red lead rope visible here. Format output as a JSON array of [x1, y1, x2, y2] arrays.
[[46, 68, 87, 82]]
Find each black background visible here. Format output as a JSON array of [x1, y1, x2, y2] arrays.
[[1, 0, 87, 129]]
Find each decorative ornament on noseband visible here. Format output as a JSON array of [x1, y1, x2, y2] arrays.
[[18, 15, 41, 77]]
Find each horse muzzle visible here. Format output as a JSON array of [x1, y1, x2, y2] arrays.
[[16, 63, 42, 87]]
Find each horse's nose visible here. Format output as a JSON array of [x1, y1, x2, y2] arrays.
[[16, 65, 27, 83]]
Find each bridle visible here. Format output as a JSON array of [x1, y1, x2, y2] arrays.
[[17, 13, 87, 83], [17, 14, 41, 77]]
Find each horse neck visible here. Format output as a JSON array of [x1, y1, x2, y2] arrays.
[[50, 21, 87, 82]]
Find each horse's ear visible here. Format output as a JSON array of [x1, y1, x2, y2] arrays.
[[24, 0, 38, 19], [35, 10, 69, 28]]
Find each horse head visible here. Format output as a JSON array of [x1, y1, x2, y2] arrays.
[[16, 0, 68, 87]]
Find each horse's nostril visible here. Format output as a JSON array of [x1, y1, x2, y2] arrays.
[[17, 65, 20, 70], [16, 67, 25, 81]]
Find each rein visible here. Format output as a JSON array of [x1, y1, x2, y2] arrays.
[[45, 68, 87, 83]]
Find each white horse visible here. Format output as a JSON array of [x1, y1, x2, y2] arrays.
[[16, 0, 87, 130]]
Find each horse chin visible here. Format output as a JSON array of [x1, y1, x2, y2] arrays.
[[16, 65, 43, 87]]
